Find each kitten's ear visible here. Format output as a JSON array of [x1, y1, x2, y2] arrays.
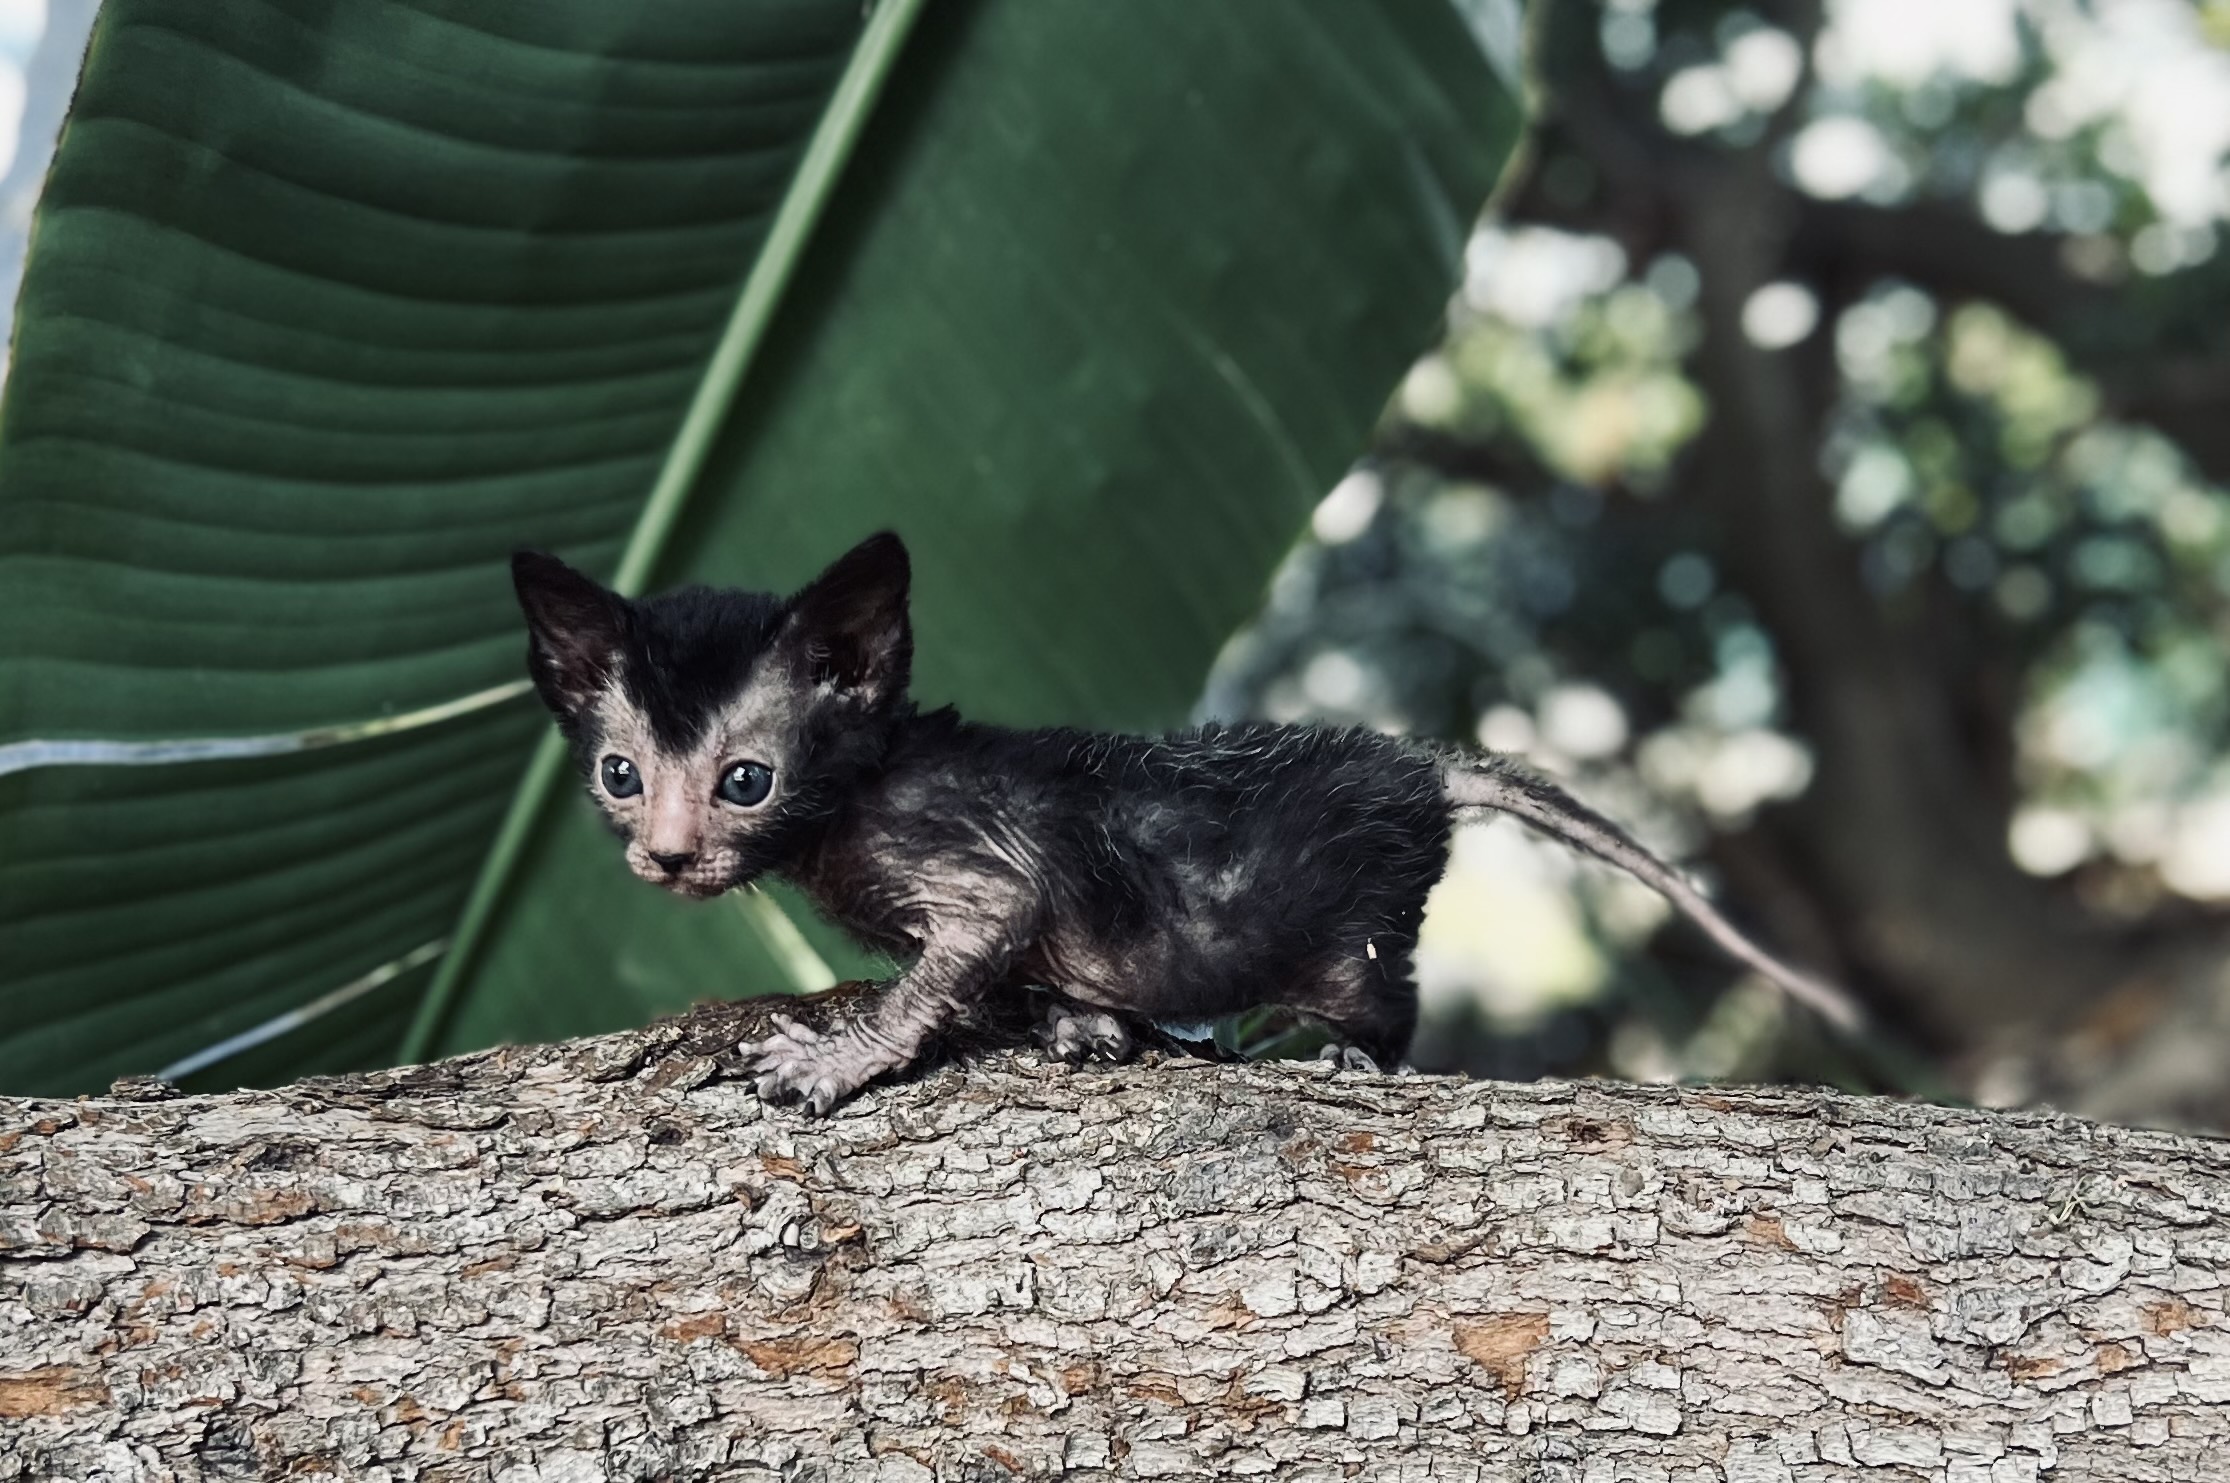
[[785, 531, 912, 702], [511, 550, 628, 718]]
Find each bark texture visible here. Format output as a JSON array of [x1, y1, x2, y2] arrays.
[[3, 996, 2229, 1482]]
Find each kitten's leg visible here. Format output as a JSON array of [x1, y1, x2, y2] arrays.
[[751, 928, 1015, 1114], [1308, 937, 1419, 1073], [1033, 995, 1134, 1066]]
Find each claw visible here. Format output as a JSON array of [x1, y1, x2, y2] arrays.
[[1034, 999, 1133, 1067]]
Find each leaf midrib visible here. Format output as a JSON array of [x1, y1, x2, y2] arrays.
[[398, 0, 931, 1061]]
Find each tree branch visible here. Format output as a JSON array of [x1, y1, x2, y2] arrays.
[[1792, 199, 2124, 348], [1795, 197, 2230, 481], [5, 1001, 2228, 1479]]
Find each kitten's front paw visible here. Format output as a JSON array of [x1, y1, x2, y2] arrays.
[[750, 1015, 880, 1115]]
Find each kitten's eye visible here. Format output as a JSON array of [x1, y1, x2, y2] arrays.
[[599, 754, 642, 799], [717, 760, 774, 807]]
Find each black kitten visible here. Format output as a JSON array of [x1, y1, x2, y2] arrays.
[[512, 533, 1859, 1113]]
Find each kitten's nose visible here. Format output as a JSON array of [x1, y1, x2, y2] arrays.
[[649, 850, 696, 875]]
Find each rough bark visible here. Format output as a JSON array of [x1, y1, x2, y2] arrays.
[[3, 994, 2229, 1482]]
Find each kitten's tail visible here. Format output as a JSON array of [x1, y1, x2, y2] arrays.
[[1440, 753, 1866, 1034]]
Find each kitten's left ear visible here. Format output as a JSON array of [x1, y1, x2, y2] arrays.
[[511, 550, 629, 719], [786, 531, 912, 703]]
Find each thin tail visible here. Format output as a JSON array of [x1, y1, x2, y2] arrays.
[[1442, 754, 1865, 1035]]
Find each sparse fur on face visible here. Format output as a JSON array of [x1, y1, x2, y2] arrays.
[[512, 533, 1861, 1114], [512, 536, 911, 900]]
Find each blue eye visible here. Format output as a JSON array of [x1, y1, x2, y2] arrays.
[[600, 754, 641, 798], [718, 761, 774, 807]]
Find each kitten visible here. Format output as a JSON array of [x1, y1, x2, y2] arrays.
[[512, 533, 1860, 1113]]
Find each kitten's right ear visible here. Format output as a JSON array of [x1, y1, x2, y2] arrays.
[[511, 550, 627, 718], [785, 531, 912, 703]]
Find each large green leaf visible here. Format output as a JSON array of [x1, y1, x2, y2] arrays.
[[0, 0, 1521, 1094]]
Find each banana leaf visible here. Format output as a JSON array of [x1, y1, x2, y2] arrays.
[[0, 0, 1522, 1095]]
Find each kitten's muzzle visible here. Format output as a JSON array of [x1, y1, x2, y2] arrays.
[[636, 857, 732, 899]]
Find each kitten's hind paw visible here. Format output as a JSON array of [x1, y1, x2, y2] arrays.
[[1316, 1043, 1384, 1075], [1033, 999, 1134, 1066], [750, 1015, 884, 1116]]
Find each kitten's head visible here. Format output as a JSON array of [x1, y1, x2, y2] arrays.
[[510, 532, 913, 899]]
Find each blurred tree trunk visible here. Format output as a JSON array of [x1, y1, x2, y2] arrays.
[[1673, 139, 2138, 1044], [1478, 0, 2196, 1054], [5, 1002, 2228, 1480]]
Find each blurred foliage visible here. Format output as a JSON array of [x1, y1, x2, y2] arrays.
[[1209, 0, 2230, 1106]]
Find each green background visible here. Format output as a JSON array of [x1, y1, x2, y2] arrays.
[[0, 0, 1521, 1094]]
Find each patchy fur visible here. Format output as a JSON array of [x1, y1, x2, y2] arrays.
[[513, 534, 1857, 1114]]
